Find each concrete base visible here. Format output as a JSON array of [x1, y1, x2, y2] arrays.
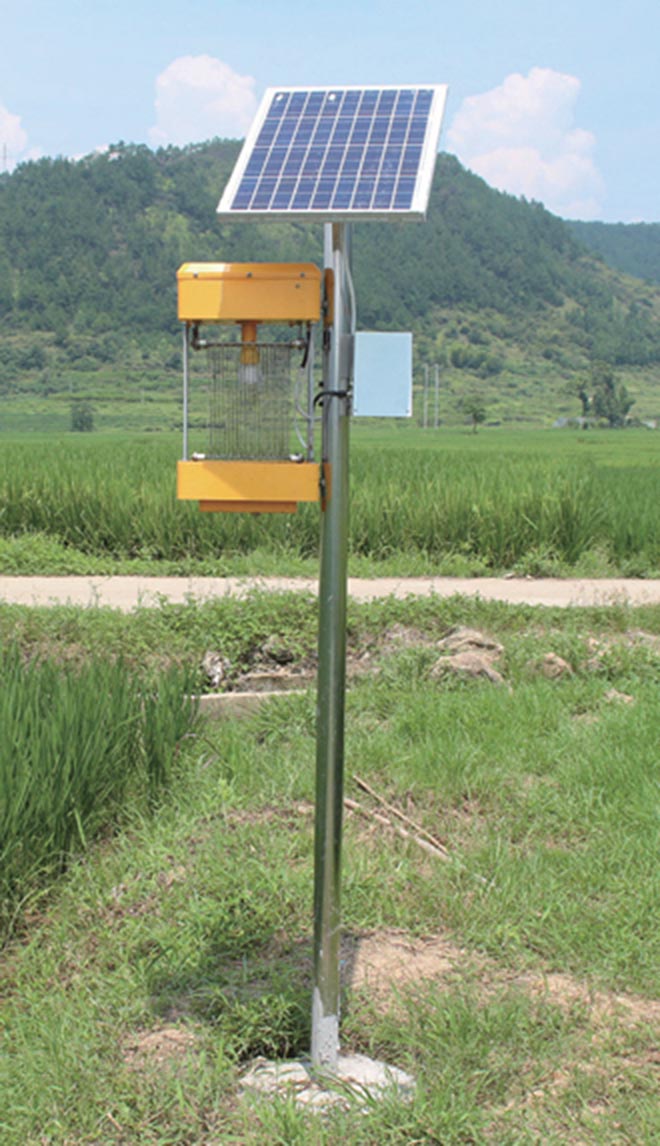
[[194, 688, 306, 720], [240, 1053, 415, 1110]]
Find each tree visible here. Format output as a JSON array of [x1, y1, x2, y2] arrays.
[[70, 399, 94, 432], [590, 362, 634, 427], [576, 383, 591, 420], [563, 379, 591, 422], [458, 394, 487, 433]]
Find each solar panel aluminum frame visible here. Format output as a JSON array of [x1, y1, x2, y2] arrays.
[[217, 84, 448, 223]]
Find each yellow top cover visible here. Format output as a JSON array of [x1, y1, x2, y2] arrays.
[[177, 262, 322, 323]]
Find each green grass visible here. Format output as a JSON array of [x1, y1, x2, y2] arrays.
[[1, 426, 660, 576], [1, 594, 659, 1143], [2, 586, 658, 683]]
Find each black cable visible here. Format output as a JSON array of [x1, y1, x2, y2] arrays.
[[313, 389, 349, 407]]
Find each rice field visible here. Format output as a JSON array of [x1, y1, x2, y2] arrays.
[[1, 426, 659, 574], [0, 646, 197, 938]]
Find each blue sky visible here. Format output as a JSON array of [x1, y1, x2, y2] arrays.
[[2, 0, 658, 222]]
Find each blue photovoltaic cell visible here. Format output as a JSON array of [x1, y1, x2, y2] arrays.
[[223, 87, 440, 216]]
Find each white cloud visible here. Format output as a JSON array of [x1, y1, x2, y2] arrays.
[[149, 55, 258, 147], [447, 67, 604, 219], [0, 103, 30, 172]]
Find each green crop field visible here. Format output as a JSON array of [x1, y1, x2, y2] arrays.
[[0, 647, 198, 935], [1, 425, 659, 576]]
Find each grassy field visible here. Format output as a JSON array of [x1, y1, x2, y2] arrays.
[[1, 592, 659, 1143], [1, 425, 660, 577]]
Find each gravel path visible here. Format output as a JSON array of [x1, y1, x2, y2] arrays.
[[1, 575, 660, 611]]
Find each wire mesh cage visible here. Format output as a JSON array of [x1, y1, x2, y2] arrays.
[[206, 341, 297, 460]]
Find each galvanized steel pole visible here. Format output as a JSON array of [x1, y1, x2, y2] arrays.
[[311, 222, 352, 1071], [182, 325, 189, 460], [423, 363, 429, 428]]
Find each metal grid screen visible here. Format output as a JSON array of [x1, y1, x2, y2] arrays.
[[206, 343, 295, 460]]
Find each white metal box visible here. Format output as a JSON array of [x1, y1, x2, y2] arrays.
[[353, 332, 412, 418]]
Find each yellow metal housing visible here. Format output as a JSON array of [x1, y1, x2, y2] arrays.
[[177, 459, 323, 513], [177, 262, 322, 323]]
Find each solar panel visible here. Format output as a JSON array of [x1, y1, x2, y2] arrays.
[[217, 85, 448, 222]]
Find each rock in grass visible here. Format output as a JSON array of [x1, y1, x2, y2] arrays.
[[260, 635, 296, 665], [201, 650, 230, 689], [431, 650, 505, 685], [529, 652, 574, 680], [436, 626, 504, 658], [432, 627, 505, 685]]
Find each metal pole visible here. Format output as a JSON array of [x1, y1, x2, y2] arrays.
[[312, 222, 352, 1071], [307, 323, 316, 461], [434, 362, 439, 429], [182, 325, 189, 460], [423, 363, 429, 429]]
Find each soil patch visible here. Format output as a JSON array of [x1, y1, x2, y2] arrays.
[[342, 929, 471, 997], [123, 1025, 199, 1072], [340, 928, 660, 1033]]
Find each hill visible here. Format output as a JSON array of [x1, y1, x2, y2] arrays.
[[1, 141, 660, 428], [568, 221, 660, 287]]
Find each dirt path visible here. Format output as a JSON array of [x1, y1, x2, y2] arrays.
[[2, 575, 660, 611]]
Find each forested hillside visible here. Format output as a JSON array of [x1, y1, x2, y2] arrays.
[[569, 221, 660, 288], [1, 140, 660, 426]]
